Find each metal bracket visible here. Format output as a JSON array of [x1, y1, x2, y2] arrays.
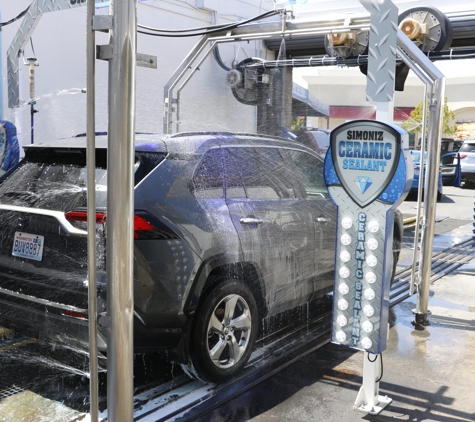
[[354, 352, 392, 415], [96, 46, 157, 67], [137, 53, 158, 69], [96, 44, 114, 61], [92, 15, 113, 32], [98, 313, 111, 331]]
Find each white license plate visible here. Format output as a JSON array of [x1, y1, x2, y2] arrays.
[[12, 232, 44, 261]]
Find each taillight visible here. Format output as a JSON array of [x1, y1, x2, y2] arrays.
[[62, 310, 88, 320], [65, 210, 106, 231], [65, 209, 179, 240], [458, 154, 467, 159], [133, 210, 179, 240]]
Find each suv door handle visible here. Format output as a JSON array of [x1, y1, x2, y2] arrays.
[[316, 216, 331, 223], [240, 217, 263, 225]]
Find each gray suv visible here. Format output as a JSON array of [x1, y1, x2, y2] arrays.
[[0, 132, 402, 383]]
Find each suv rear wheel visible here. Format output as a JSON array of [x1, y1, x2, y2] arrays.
[[187, 279, 258, 383]]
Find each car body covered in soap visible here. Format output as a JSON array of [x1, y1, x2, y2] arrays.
[[0, 132, 403, 383]]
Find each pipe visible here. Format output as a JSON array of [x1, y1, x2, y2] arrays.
[[86, 0, 99, 421], [409, 84, 429, 297], [396, 28, 445, 327], [415, 77, 445, 326], [163, 35, 210, 133], [106, 0, 136, 420]]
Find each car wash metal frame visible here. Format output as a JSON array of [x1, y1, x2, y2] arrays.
[[162, 11, 372, 134], [5, 2, 443, 421], [162, 5, 444, 324], [395, 31, 445, 327]]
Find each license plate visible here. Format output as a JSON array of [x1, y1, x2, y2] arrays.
[[12, 232, 44, 261]]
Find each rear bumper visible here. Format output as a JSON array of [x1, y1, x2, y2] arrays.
[[0, 290, 187, 357], [0, 295, 108, 352], [461, 170, 475, 181]]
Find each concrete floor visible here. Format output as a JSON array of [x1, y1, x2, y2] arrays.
[[196, 220, 475, 422]]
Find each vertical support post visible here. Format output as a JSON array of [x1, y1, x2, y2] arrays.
[[354, 353, 392, 414], [414, 78, 445, 326], [395, 30, 445, 327], [106, 0, 137, 420], [86, 1, 98, 421], [375, 101, 394, 123], [410, 84, 429, 296], [282, 67, 293, 130], [354, 1, 399, 413]]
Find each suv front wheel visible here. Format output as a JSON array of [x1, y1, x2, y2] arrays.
[[187, 279, 258, 383]]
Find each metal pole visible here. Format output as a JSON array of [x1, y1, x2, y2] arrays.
[[375, 101, 394, 123], [86, 1, 99, 421], [396, 29, 445, 326], [415, 77, 445, 325], [410, 84, 429, 296], [107, 0, 136, 420]]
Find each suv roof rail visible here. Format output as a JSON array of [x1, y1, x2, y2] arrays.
[[168, 131, 289, 142]]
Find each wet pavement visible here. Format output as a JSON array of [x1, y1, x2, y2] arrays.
[[195, 219, 475, 422]]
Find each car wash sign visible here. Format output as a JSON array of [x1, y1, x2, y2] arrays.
[[324, 120, 412, 355]]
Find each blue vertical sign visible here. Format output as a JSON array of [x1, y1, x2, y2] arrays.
[[324, 120, 412, 354]]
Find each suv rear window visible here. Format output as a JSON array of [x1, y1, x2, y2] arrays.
[[459, 142, 475, 153], [0, 148, 166, 210]]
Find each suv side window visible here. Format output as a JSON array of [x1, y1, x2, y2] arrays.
[[287, 149, 327, 198], [227, 147, 296, 199], [223, 149, 246, 199], [256, 148, 299, 199], [191, 148, 225, 199]]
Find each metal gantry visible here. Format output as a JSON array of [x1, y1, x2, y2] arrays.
[[3, 1, 467, 420]]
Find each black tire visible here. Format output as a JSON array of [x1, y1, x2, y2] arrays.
[[187, 279, 258, 383]]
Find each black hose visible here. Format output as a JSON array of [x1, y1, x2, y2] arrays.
[[137, 10, 281, 37], [213, 46, 232, 71], [0, 6, 30, 27]]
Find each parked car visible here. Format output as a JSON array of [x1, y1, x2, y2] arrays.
[[440, 139, 463, 185], [409, 150, 443, 201], [293, 128, 330, 157], [457, 140, 475, 185], [0, 132, 403, 383], [440, 152, 462, 186], [440, 138, 462, 163]]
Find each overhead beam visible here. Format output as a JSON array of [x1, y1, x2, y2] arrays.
[[267, 9, 475, 57]]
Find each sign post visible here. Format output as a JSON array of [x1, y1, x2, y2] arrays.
[[324, 120, 412, 414]]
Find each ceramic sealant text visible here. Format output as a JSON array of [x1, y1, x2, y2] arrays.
[[324, 119, 412, 354]]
